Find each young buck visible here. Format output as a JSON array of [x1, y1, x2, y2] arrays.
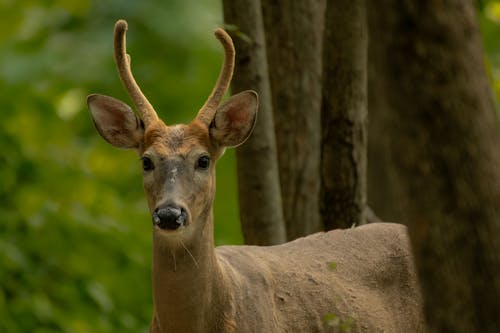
[[87, 20, 423, 332]]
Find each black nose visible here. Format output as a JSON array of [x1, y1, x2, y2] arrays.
[[152, 204, 188, 230]]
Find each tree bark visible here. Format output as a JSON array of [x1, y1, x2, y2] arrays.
[[321, 0, 368, 230], [367, 1, 500, 331], [366, 2, 405, 223], [223, 0, 287, 245], [261, 0, 325, 240]]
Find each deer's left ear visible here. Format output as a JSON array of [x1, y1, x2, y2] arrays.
[[209, 90, 258, 148]]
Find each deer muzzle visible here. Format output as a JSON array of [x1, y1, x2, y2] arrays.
[[152, 204, 188, 230]]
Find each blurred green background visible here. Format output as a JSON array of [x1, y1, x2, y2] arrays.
[[1, 1, 499, 332]]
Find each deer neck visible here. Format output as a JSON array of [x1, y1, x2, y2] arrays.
[[151, 211, 230, 332]]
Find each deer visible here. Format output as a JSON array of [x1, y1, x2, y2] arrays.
[[86, 20, 423, 332]]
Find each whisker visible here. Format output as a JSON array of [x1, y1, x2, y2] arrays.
[[170, 248, 177, 272], [180, 239, 199, 268]]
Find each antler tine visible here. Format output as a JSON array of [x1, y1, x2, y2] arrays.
[[114, 20, 159, 126], [196, 28, 235, 126]]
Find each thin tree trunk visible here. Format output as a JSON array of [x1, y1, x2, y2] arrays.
[[367, 1, 500, 331], [366, 40, 399, 222], [223, 0, 286, 245], [261, 0, 325, 240], [321, 0, 368, 230]]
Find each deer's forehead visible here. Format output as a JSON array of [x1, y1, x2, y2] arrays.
[[143, 123, 211, 155]]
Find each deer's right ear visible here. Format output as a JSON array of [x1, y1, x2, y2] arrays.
[[87, 94, 144, 149]]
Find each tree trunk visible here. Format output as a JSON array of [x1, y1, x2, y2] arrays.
[[367, 1, 500, 331], [321, 0, 368, 230], [366, 1, 405, 223], [261, 0, 325, 240], [366, 37, 396, 223], [222, 0, 287, 245]]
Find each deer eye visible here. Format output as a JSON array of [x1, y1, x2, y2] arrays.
[[141, 156, 154, 171], [197, 155, 210, 170]]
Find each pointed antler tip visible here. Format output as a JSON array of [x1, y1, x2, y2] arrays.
[[112, 20, 158, 125], [115, 19, 128, 33], [196, 27, 235, 125], [214, 28, 231, 43], [214, 28, 234, 58]]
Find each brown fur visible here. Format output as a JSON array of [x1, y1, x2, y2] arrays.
[[87, 20, 424, 333], [139, 119, 423, 332]]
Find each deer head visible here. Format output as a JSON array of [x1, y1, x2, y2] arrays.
[[87, 20, 257, 246]]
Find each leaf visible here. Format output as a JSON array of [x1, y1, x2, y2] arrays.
[[222, 23, 252, 44], [86, 282, 114, 313], [323, 313, 340, 327]]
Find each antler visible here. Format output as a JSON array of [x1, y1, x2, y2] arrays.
[[114, 20, 159, 127], [196, 28, 235, 126]]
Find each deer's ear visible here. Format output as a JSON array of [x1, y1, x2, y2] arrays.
[[87, 94, 144, 149], [209, 90, 258, 148]]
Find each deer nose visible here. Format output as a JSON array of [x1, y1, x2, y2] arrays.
[[152, 204, 188, 230]]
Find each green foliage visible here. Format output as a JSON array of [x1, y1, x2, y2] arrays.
[[323, 313, 354, 332], [0, 1, 243, 332], [480, 0, 500, 117], [222, 23, 252, 44], [328, 261, 337, 270]]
